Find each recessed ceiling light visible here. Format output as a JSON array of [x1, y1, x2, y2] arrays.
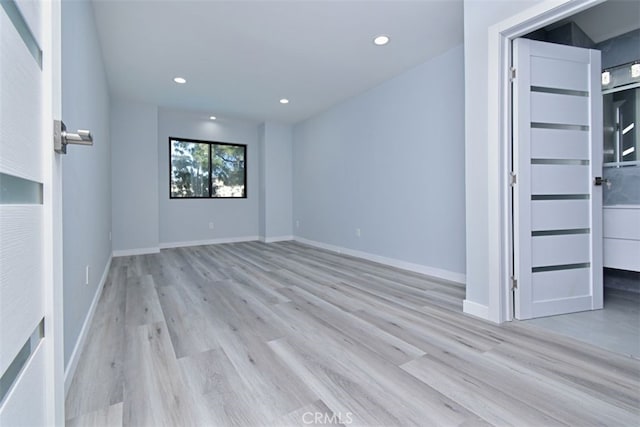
[[373, 35, 390, 46], [209, 116, 216, 120], [173, 77, 187, 84], [279, 98, 289, 104]]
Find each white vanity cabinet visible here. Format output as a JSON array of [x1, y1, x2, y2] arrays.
[[603, 205, 640, 272]]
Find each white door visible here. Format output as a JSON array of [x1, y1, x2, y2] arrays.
[[513, 38, 603, 320], [0, 0, 63, 425]]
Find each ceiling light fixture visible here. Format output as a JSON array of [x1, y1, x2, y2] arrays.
[[279, 98, 289, 104], [209, 116, 217, 120], [173, 77, 187, 84], [373, 35, 390, 46]]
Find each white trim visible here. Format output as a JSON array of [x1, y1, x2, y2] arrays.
[[43, 0, 64, 423], [486, 0, 603, 323], [63, 255, 112, 396], [159, 235, 260, 250], [262, 235, 294, 243], [112, 247, 160, 257], [463, 300, 489, 320], [294, 236, 466, 284]]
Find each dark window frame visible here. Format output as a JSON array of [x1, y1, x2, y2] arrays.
[[169, 137, 247, 199]]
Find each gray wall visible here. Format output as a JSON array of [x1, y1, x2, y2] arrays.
[[463, 0, 541, 309], [61, 0, 112, 367], [111, 100, 159, 253], [292, 45, 466, 276], [157, 108, 260, 245], [261, 122, 293, 240], [597, 29, 640, 69], [604, 167, 640, 205]]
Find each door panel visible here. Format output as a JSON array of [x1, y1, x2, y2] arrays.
[[531, 234, 591, 267], [531, 57, 588, 91], [0, 206, 43, 376], [531, 92, 589, 126], [531, 200, 590, 231], [0, 0, 59, 423], [531, 128, 589, 159], [513, 38, 603, 320], [531, 164, 590, 194], [532, 268, 591, 301], [0, 343, 47, 427], [0, 4, 43, 181]]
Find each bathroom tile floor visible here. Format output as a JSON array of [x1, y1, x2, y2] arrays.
[[524, 287, 640, 358]]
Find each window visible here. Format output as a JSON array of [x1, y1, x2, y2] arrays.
[[170, 137, 246, 198]]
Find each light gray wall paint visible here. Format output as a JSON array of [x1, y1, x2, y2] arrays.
[[158, 109, 259, 244], [463, 0, 541, 307], [111, 100, 159, 252], [293, 45, 466, 275], [61, 0, 112, 367], [258, 123, 266, 238], [262, 122, 293, 239]]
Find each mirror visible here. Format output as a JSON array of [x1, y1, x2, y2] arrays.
[[603, 86, 639, 167]]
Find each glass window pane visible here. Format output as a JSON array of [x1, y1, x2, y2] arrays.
[[211, 144, 246, 198], [170, 140, 210, 198]]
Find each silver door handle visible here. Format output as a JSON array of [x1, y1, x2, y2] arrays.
[[594, 176, 611, 187], [54, 120, 93, 154]]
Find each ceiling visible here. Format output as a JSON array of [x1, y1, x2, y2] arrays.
[[91, 0, 463, 124]]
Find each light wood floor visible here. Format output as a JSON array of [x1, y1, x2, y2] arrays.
[[65, 241, 640, 426]]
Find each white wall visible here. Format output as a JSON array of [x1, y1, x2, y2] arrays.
[[157, 108, 260, 246], [61, 0, 111, 367], [293, 45, 466, 280], [111, 100, 159, 254], [261, 122, 293, 241]]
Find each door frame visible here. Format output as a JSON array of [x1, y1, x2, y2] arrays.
[[43, 0, 64, 424], [487, 0, 605, 322]]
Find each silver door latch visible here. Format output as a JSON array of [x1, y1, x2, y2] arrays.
[[54, 120, 93, 154]]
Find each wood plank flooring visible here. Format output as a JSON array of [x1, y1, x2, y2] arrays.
[[65, 241, 640, 426]]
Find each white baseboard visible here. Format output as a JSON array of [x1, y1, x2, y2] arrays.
[[112, 247, 160, 257], [262, 235, 294, 243], [463, 299, 489, 320], [160, 235, 260, 249], [64, 255, 112, 396], [294, 236, 466, 284]]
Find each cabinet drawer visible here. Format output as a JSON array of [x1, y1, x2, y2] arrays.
[[604, 238, 640, 272]]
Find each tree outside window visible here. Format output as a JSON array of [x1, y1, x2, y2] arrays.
[[170, 138, 246, 199]]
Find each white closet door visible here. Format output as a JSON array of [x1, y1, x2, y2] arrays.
[[513, 38, 603, 320]]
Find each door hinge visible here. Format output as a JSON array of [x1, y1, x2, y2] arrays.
[[510, 67, 516, 81], [509, 172, 517, 186], [510, 277, 518, 290]]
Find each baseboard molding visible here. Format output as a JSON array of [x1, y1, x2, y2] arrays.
[[112, 247, 160, 257], [262, 235, 294, 243], [294, 236, 466, 284], [64, 255, 112, 396], [463, 299, 490, 320], [160, 235, 260, 249]]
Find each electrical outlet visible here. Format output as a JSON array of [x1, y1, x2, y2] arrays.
[[85, 265, 90, 285], [209, 222, 214, 230], [296, 220, 300, 229], [356, 228, 361, 237], [109, 231, 112, 241]]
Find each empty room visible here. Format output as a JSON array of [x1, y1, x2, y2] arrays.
[[1, 0, 638, 426]]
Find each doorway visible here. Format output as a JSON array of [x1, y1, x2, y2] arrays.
[[510, 1, 640, 357]]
